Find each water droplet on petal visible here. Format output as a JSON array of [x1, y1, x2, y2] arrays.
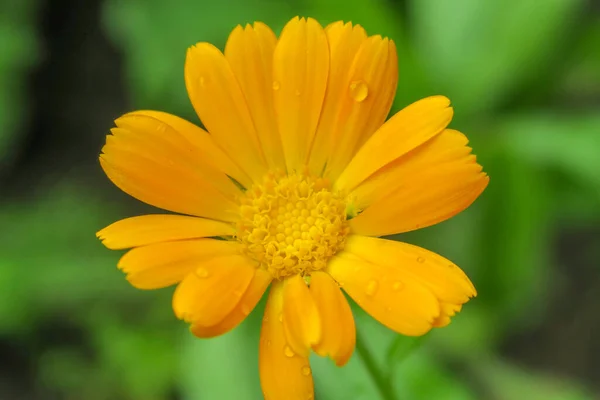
[[272, 81, 280, 90], [294, 89, 301, 96], [349, 80, 368, 102], [199, 76, 205, 87], [278, 313, 283, 323], [392, 281, 404, 291], [284, 346, 295, 358], [417, 256, 425, 263], [241, 304, 251, 316], [365, 280, 378, 296], [385, 306, 392, 312], [301, 366, 311, 376], [267, 340, 272, 347], [195, 268, 209, 278]]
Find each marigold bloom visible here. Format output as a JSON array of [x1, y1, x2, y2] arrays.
[[97, 16, 488, 400]]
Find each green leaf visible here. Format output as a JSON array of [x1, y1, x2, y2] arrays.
[[102, 0, 298, 116], [411, 0, 584, 115]]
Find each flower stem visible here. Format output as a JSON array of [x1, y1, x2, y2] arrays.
[[355, 328, 398, 400]]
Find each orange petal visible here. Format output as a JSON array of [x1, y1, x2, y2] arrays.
[[326, 251, 440, 336], [123, 110, 252, 189], [118, 239, 240, 289], [185, 42, 267, 182], [321, 34, 399, 180], [282, 275, 321, 357], [97, 214, 235, 250], [342, 236, 476, 305], [308, 21, 367, 175], [335, 96, 453, 192], [172, 254, 256, 326], [351, 129, 473, 207], [273, 17, 329, 172], [225, 23, 285, 170], [433, 303, 463, 328], [191, 268, 272, 338], [100, 115, 238, 221], [310, 271, 355, 366], [350, 162, 488, 236], [259, 282, 314, 400]]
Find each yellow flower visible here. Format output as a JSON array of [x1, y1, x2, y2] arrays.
[[97, 16, 488, 400]]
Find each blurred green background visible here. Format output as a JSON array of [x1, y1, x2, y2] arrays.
[[1, 0, 599, 399]]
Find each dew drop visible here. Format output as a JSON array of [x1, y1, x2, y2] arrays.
[[301, 366, 311, 376], [284, 346, 295, 358], [385, 306, 392, 312], [417, 256, 425, 263], [241, 304, 251, 316], [267, 340, 272, 347], [392, 281, 404, 291], [272, 81, 280, 90], [199, 76, 205, 87], [349, 80, 368, 102], [365, 280, 378, 296], [278, 313, 283, 323], [195, 268, 209, 278], [294, 89, 301, 96]]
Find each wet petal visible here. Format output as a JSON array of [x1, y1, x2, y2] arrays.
[[191, 268, 272, 338], [335, 96, 453, 192], [172, 254, 255, 326], [185, 42, 268, 182], [225, 22, 285, 170], [273, 17, 329, 172], [310, 271, 355, 366], [259, 282, 314, 400], [118, 239, 240, 289], [100, 115, 238, 221], [282, 274, 321, 357], [327, 251, 440, 336]]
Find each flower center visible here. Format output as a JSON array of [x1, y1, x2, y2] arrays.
[[237, 170, 350, 280]]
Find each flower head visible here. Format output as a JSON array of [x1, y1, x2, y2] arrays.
[[97, 16, 488, 400]]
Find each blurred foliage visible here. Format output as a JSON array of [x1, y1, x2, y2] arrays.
[[1, 0, 599, 399], [0, 0, 39, 171]]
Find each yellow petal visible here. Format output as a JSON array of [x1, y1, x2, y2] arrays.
[[118, 239, 240, 289], [97, 214, 235, 250], [335, 96, 454, 192], [320, 34, 398, 180], [327, 251, 440, 336], [191, 268, 272, 338], [273, 17, 329, 172], [100, 115, 238, 221], [310, 271, 355, 366], [123, 110, 252, 189], [350, 162, 488, 236], [259, 282, 314, 400], [282, 274, 321, 357], [225, 23, 284, 170], [433, 303, 463, 328], [113, 113, 242, 198], [342, 236, 476, 304], [185, 42, 267, 182], [351, 129, 473, 208], [172, 254, 256, 326], [308, 21, 367, 174]]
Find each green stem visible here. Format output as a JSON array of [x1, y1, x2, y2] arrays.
[[355, 328, 398, 400]]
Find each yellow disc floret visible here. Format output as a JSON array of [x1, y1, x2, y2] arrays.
[[237, 170, 350, 280]]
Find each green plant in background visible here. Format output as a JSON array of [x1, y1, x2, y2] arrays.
[[0, 0, 599, 399]]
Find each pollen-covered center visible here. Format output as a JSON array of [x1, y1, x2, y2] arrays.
[[237, 171, 350, 280]]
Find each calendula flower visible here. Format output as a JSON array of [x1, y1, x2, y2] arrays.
[[97, 16, 488, 400]]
